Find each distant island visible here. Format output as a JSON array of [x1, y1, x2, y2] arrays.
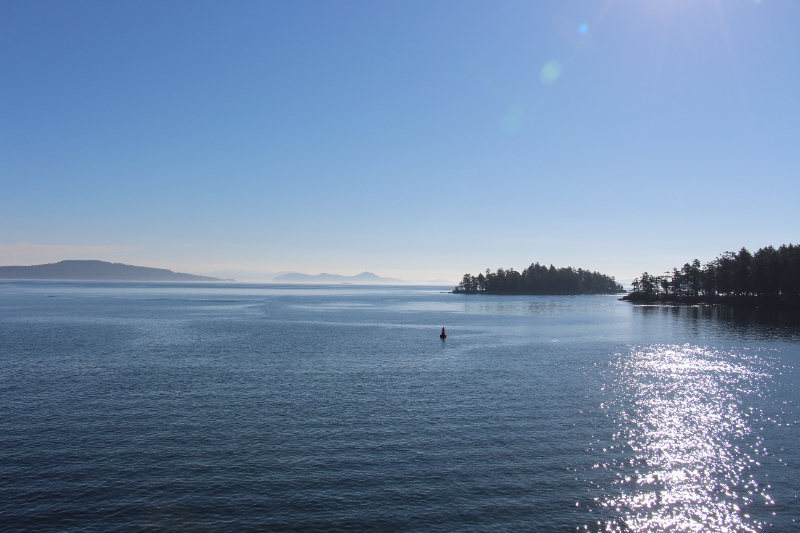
[[622, 243, 800, 310], [0, 260, 223, 282], [453, 263, 624, 295]]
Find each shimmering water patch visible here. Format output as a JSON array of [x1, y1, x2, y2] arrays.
[[597, 345, 774, 532]]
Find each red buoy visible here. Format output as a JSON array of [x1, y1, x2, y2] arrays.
[[440, 327, 446, 339]]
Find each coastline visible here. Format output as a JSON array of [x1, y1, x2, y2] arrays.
[[453, 289, 626, 296], [620, 292, 800, 312]]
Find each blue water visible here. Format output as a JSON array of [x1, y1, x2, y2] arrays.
[[1, 282, 799, 532]]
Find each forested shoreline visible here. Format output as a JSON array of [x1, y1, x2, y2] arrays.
[[623, 244, 800, 310], [453, 263, 623, 295]]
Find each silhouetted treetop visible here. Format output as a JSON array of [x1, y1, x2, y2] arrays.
[[625, 243, 800, 309], [454, 263, 623, 295]]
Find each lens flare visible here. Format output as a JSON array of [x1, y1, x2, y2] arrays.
[[501, 105, 524, 134], [579, 23, 589, 35], [539, 60, 562, 84]]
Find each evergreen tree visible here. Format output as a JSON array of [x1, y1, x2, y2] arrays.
[[625, 243, 799, 308]]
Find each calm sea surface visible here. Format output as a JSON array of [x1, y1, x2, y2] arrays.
[[1, 282, 799, 532]]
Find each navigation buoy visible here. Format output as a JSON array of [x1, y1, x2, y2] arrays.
[[440, 327, 446, 339]]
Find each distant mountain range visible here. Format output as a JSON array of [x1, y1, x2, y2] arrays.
[[0, 260, 454, 285], [0, 260, 222, 281]]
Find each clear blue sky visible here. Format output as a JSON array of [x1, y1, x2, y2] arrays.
[[2, 0, 798, 281]]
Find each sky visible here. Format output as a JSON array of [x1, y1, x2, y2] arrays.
[[2, 0, 798, 282]]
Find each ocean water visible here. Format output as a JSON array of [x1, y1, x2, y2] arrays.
[[1, 281, 798, 532]]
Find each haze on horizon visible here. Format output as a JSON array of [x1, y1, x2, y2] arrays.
[[2, 1, 798, 282]]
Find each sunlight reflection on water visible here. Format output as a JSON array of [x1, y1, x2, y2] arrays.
[[599, 344, 773, 532]]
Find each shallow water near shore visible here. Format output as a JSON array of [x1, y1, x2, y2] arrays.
[[1, 282, 799, 532]]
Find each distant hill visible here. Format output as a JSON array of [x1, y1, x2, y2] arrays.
[[0, 260, 223, 281], [273, 271, 407, 284]]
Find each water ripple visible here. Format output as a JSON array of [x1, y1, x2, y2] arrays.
[[598, 345, 774, 532]]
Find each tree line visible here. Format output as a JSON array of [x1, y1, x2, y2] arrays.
[[454, 262, 623, 295], [626, 244, 800, 308]]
